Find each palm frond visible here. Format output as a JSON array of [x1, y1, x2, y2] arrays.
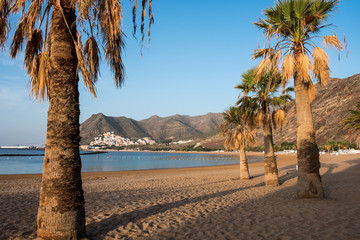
[[296, 53, 311, 83], [29, 50, 50, 100], [75, 33, 96, 97], [100, 0, 125, 87], [84, 36, 100, 82], [342, 102, 360, 147], [24, 29, 43, 74], [0, 0, 10, 49], [312, 46, 329, 86], [272, 108, 285, 129], [323, 34, 343, 51], [281, 54, 295, 84]]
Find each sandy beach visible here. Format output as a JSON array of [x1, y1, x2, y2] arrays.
[[0, 153, 359, 239]]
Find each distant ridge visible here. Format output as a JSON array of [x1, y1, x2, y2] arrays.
[[80, 112, 223, 144], [81, 74, 360, 146]]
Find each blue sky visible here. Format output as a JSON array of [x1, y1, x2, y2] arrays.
[[1, 0, 359, 146]]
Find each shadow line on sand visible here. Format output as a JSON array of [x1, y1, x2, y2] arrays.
[[86, 181, 266, 238]]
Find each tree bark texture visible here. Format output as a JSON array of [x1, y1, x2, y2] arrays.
[[239, 145, 250, 180], [263, 111, 279, 186], [37, 1, 86, 239], [294, 74, 323, 198]]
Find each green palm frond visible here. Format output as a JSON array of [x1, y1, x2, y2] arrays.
[[342, 102, 360, 147]]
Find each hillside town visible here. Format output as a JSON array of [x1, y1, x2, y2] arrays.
[[88, 132, 156, 148]]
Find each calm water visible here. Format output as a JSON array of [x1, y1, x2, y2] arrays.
[[0, 149, 263, 174]]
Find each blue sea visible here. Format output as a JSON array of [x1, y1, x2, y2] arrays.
[[0, 148, 263, 174]]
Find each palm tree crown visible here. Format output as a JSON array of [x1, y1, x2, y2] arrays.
[[254, 0, 346, 96], [0, 0, 154, 99], [220, 106, 255, 150], [235, 68, 293, 129]]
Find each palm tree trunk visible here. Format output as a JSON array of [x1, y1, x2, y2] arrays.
[[239, 144, 250, 179], [294, 74, 323, 198], [37, 1, 86, 239], [263, 112, 279, 186]]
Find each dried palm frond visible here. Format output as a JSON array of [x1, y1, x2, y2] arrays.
[[0, 14, 10, 49], [312, 47, 329, 86], [306, 81, 316, 102], [281, 54, 294, 84], [272, 109, 285, 129], [132, 0, 137, 36], [147, 0, 154, 43], [10, 0, 27, 13], [77, 0, 89, 21], [29, 51, 50, 100], [141, 0, 146, 40], [10, 17, 27, 58], [323, 34, 343, 51], [100, 0, 125, 87], [253, 47, 274, 60], [295, 53, 311, 83], [254, 58, 271, 81], [24, 0, 43, 33], [24, 29, 43, 74], [75, 33, 96, 96], [255, 111, 264, 127], [84, 36, 100, 82], [0, 0, 11, 48]]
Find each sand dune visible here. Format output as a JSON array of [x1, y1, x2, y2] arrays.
[[0, 153, 359, 239]]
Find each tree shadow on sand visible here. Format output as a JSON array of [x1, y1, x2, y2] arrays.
[[152, 161, 360, 240], [86, 181, 266, 238]]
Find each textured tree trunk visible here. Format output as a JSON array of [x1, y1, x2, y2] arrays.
[[37, 1, 86, 239], [239, 145, 250, 179], [263, 112, 279, 186], [294, 73, 323, 198]]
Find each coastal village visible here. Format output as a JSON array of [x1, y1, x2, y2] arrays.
[[88, 132, 156, 149]]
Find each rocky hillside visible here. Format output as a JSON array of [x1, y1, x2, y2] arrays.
[[80, 112, 223, 144], [271, 73, 360, 145]]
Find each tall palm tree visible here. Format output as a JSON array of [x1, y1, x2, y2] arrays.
[[254, 0, 346, 198], [221, 107, 255, 179], [235, 68, 292, 186], [343, 102, 360, 148], [0, 0, 154, 238]]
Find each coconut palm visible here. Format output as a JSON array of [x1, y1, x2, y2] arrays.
[[0, 0, 153, 238], [221, 107, 255, 179], [343, 102, 360, 148], [235, 68, 292, 186], [254, 0, 346, 198]]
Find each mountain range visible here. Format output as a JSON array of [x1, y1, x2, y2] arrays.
[[80, 112, 223, 144], [80, 74, 360, 146]]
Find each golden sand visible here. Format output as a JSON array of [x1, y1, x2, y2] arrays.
[[0, 153, 359, 239]]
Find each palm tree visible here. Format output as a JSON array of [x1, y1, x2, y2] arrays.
[[235, 68, 292, 186], [221, 107, 255, 179], [1, 0, 153, 238], [254, 0, 346, 198], [343, 102, 360, 148]]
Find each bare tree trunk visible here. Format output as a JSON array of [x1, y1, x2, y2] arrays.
[[239, 145, 250, 179], [263, 112, 279, 186], [37, 1, 86, 239], [294, 74, 323, 198]]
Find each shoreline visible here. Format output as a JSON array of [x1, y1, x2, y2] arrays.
[[0, 152, 293, 180]]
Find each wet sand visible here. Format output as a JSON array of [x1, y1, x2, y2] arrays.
[[0, 153, 359, 239]]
